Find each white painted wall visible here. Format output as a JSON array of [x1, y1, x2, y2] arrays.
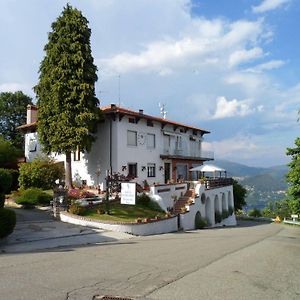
[[24, 110, 210, 187], [149, 183, 187, 211], [60, 211, 178, 236], [24, 132, 44, 162]]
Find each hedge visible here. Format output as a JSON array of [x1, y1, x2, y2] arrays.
[[18, 158, 64, 190], [15, 188, 52, 206], [0, 208, 16, 238]]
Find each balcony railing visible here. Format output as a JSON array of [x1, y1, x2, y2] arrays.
[[204, 178, 233, 189], [162, 148, 214, 160]]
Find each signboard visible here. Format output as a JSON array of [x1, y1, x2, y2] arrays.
[[291, 214, 298, 219], [121, 182, 136, 205]]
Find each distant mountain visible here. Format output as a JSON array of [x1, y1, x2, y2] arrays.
[[211, 160, 289, 210], [212, 159, 266, 177], [213, 159, 289, 179]]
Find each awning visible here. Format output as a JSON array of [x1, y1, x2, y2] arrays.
[[189, 164, 225, 172]]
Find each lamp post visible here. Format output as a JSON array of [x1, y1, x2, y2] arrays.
[[105, 169, 110, 214], [95, 165, 101, 194]]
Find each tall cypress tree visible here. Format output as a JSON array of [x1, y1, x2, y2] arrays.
[[35, 4, 100, 188]]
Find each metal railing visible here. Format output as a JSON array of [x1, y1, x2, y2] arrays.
[[162, 148, 214, 160], [204, 178, 233, 189]]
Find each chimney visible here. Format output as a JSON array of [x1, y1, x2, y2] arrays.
[[26, 105, 37, 124], [139, 109, 144, 115]]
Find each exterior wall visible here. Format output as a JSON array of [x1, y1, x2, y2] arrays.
[[179, 183, 236, 230], [60, 211, 178, 236], [149, 183, 187, 211], [23, 109, 211, 188], [114, 116, 165, 185], [24, 132, 44, 162]]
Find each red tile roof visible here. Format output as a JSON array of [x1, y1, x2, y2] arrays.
[[101, 105, 210, 134], [18, 104, 210, 134]]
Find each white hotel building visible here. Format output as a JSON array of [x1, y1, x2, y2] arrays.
[[19, 104, 236, 229], [20, 104, 214, 188]]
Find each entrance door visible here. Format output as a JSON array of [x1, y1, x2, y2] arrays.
[[164, 162, 171, 184]]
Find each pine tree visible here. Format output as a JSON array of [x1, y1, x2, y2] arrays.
[[35, 4, 101, 188]]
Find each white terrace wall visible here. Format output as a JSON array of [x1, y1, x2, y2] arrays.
[[60, 212, 178, 236], [149, 183, 187, 211], [180, 183, 236, 230]]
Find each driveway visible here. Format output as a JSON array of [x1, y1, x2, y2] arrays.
[[0, 207, 132, 253], [0, 220, 299, 300]]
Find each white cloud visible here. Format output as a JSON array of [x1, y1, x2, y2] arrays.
[[99, 19, 265, 75], [252, 0, 290, 14], [245, 60, 285, 73], [212, 96, 261, 119], [228, 47, 263, 67], [209, 134, 289, 167]]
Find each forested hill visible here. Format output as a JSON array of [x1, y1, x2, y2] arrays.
[[212, 160, 289, 209]]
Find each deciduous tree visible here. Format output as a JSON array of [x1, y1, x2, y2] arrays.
[[0, 91, 32, 149], [34, 4, 101, 188], [286, 138, 300, 214], [233, 179, 247, 211]]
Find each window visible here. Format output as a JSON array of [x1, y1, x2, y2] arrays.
[[176, 136, 182, 150], [28, 138, 37, 152], [147, 133, 155, 148], [147, 119, 153, 127], [128, 117, 136, 124], [127, 130, 137, 146], [128, 163, 137, 178], [74, 147, 81, 161], [147, 163, 156, 177]]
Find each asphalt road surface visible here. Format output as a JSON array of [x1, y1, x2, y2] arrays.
[[0, 210, 299, 300]]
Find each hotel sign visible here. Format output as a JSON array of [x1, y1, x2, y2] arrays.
[[121, 182, 136, 205]]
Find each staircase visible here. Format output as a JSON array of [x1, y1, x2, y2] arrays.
[[174, 189, 195, 214]]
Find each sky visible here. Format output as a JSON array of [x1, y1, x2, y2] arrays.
[[0, 0, 299, 167]]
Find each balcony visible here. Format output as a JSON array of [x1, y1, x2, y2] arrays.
[[162, 148, 214, 161]]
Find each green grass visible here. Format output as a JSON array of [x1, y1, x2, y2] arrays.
[[81, 202, 165, 222]]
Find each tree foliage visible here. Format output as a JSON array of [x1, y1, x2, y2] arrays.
[[233, 179, 247, 211], [0, 136, 22, 168], [18, 157, 64, 190], [34, 4, 101, 187], [0, 91, 32, 149], [286, 138, 300, 214]]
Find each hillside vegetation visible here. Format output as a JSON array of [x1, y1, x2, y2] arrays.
[[213, 160, 288, 210]]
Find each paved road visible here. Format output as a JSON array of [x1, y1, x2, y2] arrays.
[[0, 208, 131, 253], [0, 215, 299, 300]]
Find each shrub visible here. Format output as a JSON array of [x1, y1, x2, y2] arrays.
[[215, 211, 222, 223], [228, 206, 234, 216], [8, 169, 19, 191], [18, 158, 64, 190], [68, 189, 96, 200], [0, 208, 16, 238], [15, 188, 52, 206], [248, 208, 262, 218], [137, 193, 151, 205], [222, 210, 229, 220], [68, 203, 84, 215], [195, 212, 207, 229], [0, 168, 12, 208], [0, 168, 12, 194]]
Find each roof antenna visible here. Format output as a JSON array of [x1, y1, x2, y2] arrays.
[[118, 74, 121, 107], [159, 103, 167, 119]]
